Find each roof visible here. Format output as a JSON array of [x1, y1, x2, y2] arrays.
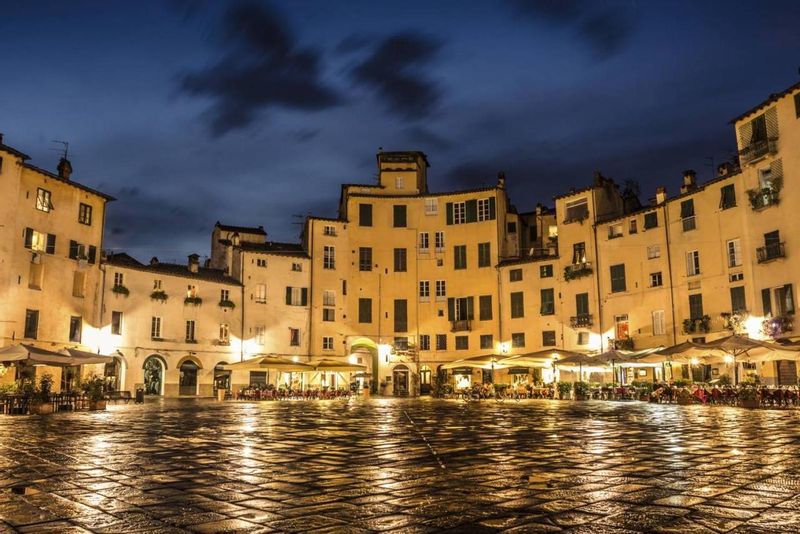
[[218, 239, 309, 258], [377, 150, 430, 167], [0, 142, 31, 160], [214, 222, 266, 235], [730, 80, 800, 124], [22, 163, 115, 201], [553, 185, 595, 201], [105, 252, 241, 285], [346, 185, 498, 200]]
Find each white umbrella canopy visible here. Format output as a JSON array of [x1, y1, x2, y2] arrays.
[[441, 354, 508, 370], [60, 348, 115, 365], [222, 354, 314, 372], [0, 344, 74, 366], [310, 359, 367, 372]]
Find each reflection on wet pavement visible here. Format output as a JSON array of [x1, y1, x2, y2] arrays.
[[1, 397, 799, 532]]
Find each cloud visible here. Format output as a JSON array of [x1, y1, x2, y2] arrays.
[[179, 1, 341, 135], [509, 0, 637, 59], [350, 32, 442, 119]]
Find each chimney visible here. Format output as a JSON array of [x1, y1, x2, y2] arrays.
[[57, 157, 73, 180], [497, 172, 506, 190], [680, 169, 696, 193], [655, 187, 667, 205], [188, 254, 200, 273], [150, 257, 159, 266], [0, 133, 4, 144]]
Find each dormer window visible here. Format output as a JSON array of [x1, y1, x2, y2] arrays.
[[564, 198, 588, 223]]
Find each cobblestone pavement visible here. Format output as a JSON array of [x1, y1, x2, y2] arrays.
[[2, 398, 800, 533]]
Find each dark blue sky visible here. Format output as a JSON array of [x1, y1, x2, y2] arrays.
[[2, 1, 799, 262]]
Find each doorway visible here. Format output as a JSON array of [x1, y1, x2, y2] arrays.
[[179, 361, 198, 396], [143, 355, 165, 395], [392, 364, 409, 396], [214, 362, 231, 395], [419, 365, 431, 395]]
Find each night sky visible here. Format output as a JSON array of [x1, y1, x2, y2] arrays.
[[2, 1, 799, 262]]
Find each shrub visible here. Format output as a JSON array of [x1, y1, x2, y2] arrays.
[[150, 290, 168, 301], [557, 381, 572, 399]]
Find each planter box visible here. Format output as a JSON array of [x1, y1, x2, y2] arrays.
[[88, 400, 107, 411], [739, 399, 759, 409], [30, 402, 53, 415]]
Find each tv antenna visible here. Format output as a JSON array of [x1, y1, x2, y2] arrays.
[[50, 140, 70, 159]]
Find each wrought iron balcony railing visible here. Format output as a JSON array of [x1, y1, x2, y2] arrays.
[[756, 242, 785, 263], [748, 187, 780, 210], [739, 138, 778, 164], [564, 261, 593, 281], [450, 320, 472, 332], [610, 338, 634, 351], [570, 314, 593, 328]]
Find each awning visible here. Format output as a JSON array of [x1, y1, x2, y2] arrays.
[[222, 354, 315, 372], [441, 354, 507, 370], [507, 367, 530, 375], [450, 367, 474, 375], [310, 359, 367, 372], [0, 344, 74, 366], [60, 348, 115, 365]]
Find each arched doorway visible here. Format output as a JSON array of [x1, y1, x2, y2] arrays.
[[104, 355, 126, 392], [393, 364, 409, 397], [179, 360, 199, 396], [419, 365, 431, 395], [350, 337, 379, 393], [214, 362, 231, 395], [143, 355, 166, 396]]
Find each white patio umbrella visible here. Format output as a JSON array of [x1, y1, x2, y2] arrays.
[[0, 344, 74, 366]]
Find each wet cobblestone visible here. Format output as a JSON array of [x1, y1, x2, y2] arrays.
[[1, 398, 800, 532]]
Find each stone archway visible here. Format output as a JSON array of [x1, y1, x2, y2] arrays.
[[392, 364, 409, 397], [178, 359, 200, 396], [350, 337, 379, 393], [143, 354, 167, 396]]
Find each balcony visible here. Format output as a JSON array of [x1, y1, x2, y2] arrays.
[[762, 315, 793, 339], [564, 262, 593, 281], [610, 338, 634, 351], [683, 315, 711, 334], [570, 314, 593, 328], [748, 187, 780, 210], [450, 320, 472, 332], [739, 138, 778, 164], [756, 242, 785, 263]]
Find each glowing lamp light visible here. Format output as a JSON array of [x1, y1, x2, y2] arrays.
[[497, 341, 510, 355], [690, 358, 699, 366], [723, 355, 734, 364], [291, 355, 299, 362], [378, 344, 392, 363], [348, 354, 358, 365]]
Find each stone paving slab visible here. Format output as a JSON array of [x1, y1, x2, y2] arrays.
[[1, 398, 800, 532]]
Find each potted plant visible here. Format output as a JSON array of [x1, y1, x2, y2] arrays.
[[631, 380, 653, 401], [738, 382, 759, 409], [184, 296, 203, 306], [676, 388, 694, 406], [218, 299, 236, 309], [30, 373, 54, 415], [82, 374, 107, 411], [573, 381, 590, 400], [112, 284, 130, 297], [150, 290, 168, 302], [557, 381, 572, 400]]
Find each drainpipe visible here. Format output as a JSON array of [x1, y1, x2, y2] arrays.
[[239, 248, 245, 362], [663, 203, 678, 346], [306, 219, 314, 361], [590, 192, 603, 352]]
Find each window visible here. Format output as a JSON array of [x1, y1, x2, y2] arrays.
[[185, 320, 196, 342], [686, 251, 700, 276], [564, 198, 588, 222], [110, 311, 123, 335], [394, 248, 407, 272], [650, 272, 663, 287], [730, 272, 744, 283], [68, 240, 86, 259], [419, 281, 430, 301], [478, 242, 491, 267], [153, 279, 162, 290], [358, 298, 372, 323], [455, 336, 469, 350], [322, 308, 335, 322], [322, 337, 334, 351], [46, 233, 56, 254], [256, 258, 267, 267], [323, 246, 335, 269], [610, 264, 626, 292], [575, 292, 590, 316], [477, 198, 490, 221], [452, 201, 466, 224], [454, 245, 467, 269], [511, 332, 525, 348], [291, 262, 302, 272], [507, 222, 517, 233], [35, 188, 52, 212], [540, 265, 553, 278], [323, 225, 336, 236], [290, 328, 300, 347], [436, 334, 447, 350], [395, 176, 405, 189], [689, 294, 704, 320], [393, 205, 407, 227], [394, 300, 407, 332], [323, 290, 335, 306], [72, 271, 86, 297], [480, 334, 493, 350], [448, 297, 474, 322], [23, 228, 46, 252], [727, 239, 742, 268], [572, 242, 586, 264], [78, 203, 92, 225], [435, 280, 446, 300], [652, 310, 666, 336], [435, 231, 444, 251], [540, 288, 555, 315], [720, 184, 736, 210], [255, 284, 267, 303], [795, 92, 800, 118], [359, 247, 372, 271], [420, 335, 430, 350], [219, 323, 230, 344], [643, 212, 658, 229], [509, 268, 522, 282], [359, 203, 373, 226], [425, 198, 438, 215], [680, 199, 696, 231], [114, 272, 124, 288], [24, 310, 39, 339], [69, 316, 82, 343], [220, 289, 230, 302], [250, 371, 267, 388], [647, 245, 661, 259], [254, 326, 265, 345], [608, 223, 623, 239], [510, 292, 524, 318], [730, 286, 746, 313], [151, 316, 162, 340], [629, 219, 637, 234], [542, 331, 556, 346], [285, 287, 308, 306], [419, 232, 429, 251], [479, 295, 492, 321]]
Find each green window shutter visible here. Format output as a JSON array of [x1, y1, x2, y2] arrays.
[[46, 234, 56, 255], [359, 203, 372, 226], [446, 202, 454, 225], [447, 298, 455, 321], [24, 228, 33, 248], [394, 299, 407, 332], [69, 240, 79, 259], [87, 245, 97, 264], [301, 288, 308, 306], [762, 289, 772, 316], [465, 200, 477, 223], [488, 197, 496, 220], [479, 295, 492, 321], [286, 287, 292, 305], [785, 284, 794, 314], [393, 205, 407, 227], [466, 297, 474, 320]]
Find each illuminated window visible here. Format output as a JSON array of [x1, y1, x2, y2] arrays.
[[151, 316, 162, 340], [219, 323, 230, 344], [78, 203, 92, 225], [322, 337, 334, 350], [35, 188, 52, 212]]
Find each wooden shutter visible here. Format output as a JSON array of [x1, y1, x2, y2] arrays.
[[46, 234, 56, 255], [285, 287, 292, 305], [24, 228, 33, 248], [784, 284, 794, 314], [738, 119, 753, 147], [465, 199, 477, 223], [479, 295, 492, 321], [488, 197, 496, 220], [445, 202, 454, 225], [447, 298, 455, 321], [301, 288, 308, 306], [359, 203, 372, 226], [652, 310, 665, 336], [762, 289, 772, 316], [69, 240, 79, 259], [770, 159, 783, 183], [87, 245, 97, 264], [394, 300, 407, 332], [393, 205, 406, 227], [466, 297, 474, 320], [765, 107, 778, 139]]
